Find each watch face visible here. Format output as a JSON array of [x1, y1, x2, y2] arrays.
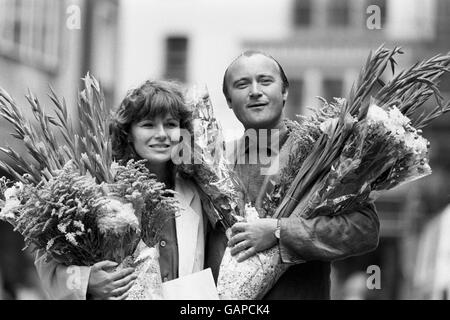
[[274, 228, 281, 239]]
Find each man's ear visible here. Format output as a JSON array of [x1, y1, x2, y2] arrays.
[[226, 98, 233, 109], [282, 89, 288, 107]]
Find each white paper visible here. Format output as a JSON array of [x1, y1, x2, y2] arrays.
[[161, 268, 219, 300]]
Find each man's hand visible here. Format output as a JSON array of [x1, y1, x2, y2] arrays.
[[87, 260, 137, 300], [228, 218, 278, 262]]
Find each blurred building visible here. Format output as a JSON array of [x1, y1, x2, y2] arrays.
[[116, 0, 297, 141], [412, 205, 450, 299], [117, 0, 450, 299], [0, 0, 449, 300], [0, 0, 120, 299], [247, 0, 449, 300], [0, 0, 119, 143]]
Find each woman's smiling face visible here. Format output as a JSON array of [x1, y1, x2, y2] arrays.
[[130, 114, 181, 165]]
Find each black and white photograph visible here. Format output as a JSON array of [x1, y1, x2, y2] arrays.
[[0, 0, 449, 305]]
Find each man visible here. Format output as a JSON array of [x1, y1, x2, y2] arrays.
[[205, 51, 379, 299]]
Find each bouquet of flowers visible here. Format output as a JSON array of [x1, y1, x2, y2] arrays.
[[216, 46, 450, 299], [177, 85, 244, 229], [0, 74, 179, 299]]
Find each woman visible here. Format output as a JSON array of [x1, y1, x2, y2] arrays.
[[34, 80, 207, 299]]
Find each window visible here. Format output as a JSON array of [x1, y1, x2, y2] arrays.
[[323, 78, 343, 102], [0, 0, 16, 50], [13, 0, 22, 45], [293, 0, 312, 27], [90, 0, 119, 109], [165, 36, 188, 82], [0, 0, 61, 73], [286, 79, 304, 119], [328, 0, 350, 27]]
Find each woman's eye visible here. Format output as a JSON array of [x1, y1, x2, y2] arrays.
[[141, 122, 153, 127], [166, 122, 179, 128]]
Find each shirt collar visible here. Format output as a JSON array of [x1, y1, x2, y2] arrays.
[[240, 123, 289, 155]]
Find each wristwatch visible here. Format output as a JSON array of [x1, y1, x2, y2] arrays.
[[274, 219, 281, 241]]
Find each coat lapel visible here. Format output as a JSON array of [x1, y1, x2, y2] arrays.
[[174, 175, 201, 277]]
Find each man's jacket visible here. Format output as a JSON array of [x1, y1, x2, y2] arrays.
[[205, 128, 380, 300]]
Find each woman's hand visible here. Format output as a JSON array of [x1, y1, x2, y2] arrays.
[[228, 218, 278, 262], [87, 260, 137, 300]]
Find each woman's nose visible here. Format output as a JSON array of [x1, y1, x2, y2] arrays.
[[154, 123, 168, 139]]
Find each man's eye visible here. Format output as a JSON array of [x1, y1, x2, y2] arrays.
[[235, 82, 248, 89], [260, 78, 273, 85]]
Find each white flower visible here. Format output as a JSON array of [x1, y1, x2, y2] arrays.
[[366, 104, 387, 123], [244, 203, 259, 222], [57, 222, 68, 234], [366, 104, 410, 134], [46, 238, 55, 251], [65, 232, 79, 246], [72, 220, 85, 232], [0, 198, 20, 220], [97, 198, 139, 235], [366, 104, 421, 145], [4, 182, 24, 200], [403, 131, 429, 155], [1, 183, 23, 220]]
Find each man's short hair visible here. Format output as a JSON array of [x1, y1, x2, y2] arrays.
[[222, 50, 289, 102]]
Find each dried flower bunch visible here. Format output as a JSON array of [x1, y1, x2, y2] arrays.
[[217, 46, 450, 300], [271, 46, 450, 220], [0, 74, 178, 267], [178, 86, 245, 229]]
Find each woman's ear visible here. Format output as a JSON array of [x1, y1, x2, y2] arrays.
[[127, 133, 133, 143]]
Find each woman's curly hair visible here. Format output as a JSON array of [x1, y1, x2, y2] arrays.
[[110, 80, 193, 162]]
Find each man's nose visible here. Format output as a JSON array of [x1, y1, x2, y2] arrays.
[[249, 81, 262, 98]]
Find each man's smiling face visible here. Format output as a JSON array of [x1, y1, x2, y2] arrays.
[[225, 54, 288, 130]]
